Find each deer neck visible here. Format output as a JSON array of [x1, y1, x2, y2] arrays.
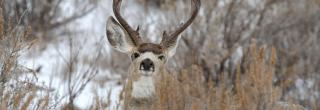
[[127, 65, 164, 99], [131, 75, 156, 99]]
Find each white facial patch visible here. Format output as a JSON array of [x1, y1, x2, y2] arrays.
[[138, 52, 158, 61]]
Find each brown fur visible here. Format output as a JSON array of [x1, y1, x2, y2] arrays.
[[138, 43, 164, 54]]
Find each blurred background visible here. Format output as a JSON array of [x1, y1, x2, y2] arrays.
[[0, 0, 319, 109]]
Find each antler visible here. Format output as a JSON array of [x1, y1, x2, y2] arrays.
[[160, 0, 200, 48], [113, 0, 142, 46]]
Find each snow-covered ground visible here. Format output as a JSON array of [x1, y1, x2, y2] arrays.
[[17, 0, 173, 109], [18, 0, 128, 109]]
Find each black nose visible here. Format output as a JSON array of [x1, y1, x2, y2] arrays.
[[140, 58, 154, 71]]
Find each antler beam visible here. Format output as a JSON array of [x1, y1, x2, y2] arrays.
[[160, 0, 200, 48], [113, 0, 142, 46]]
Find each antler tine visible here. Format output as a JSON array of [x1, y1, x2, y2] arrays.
[[161, 0, 200, 48], [113, 0, 141, 45]]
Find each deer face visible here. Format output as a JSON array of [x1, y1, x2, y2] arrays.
[[130, 43, 167, 76], [107, 17, 179, 76], [106, 0, 200, 76]]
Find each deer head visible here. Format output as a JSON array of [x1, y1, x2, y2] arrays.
[[106, 0, 200, 77]]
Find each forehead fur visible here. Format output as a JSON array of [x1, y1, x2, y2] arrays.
[[138, 43, 163, 54]]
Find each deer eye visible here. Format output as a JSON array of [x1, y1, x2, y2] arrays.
[[131, 52, 140, 60], [158, 55, 165, 61]]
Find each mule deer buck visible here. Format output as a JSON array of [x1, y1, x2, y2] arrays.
[[106, 0, 200, 109]]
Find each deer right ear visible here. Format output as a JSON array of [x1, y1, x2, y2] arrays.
[[106, 17, 136, 53]]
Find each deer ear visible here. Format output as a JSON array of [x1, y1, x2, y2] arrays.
[[106, 17, 136, 53], [164, 35, 181, 58]]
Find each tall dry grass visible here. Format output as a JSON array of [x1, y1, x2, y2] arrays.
[[127, 0, 319, 109], [119, 40, 306, 110], [0, 5, 54, 110]]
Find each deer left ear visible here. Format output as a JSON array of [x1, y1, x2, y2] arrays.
[[163, 35, 181, 58]]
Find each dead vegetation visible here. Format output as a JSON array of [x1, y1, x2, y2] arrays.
[[0, 4, 53, 110], [123, 40, 306, 110]]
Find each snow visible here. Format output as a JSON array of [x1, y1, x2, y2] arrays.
[[18, 0, 126, 109], [294, 78, 317, 101]]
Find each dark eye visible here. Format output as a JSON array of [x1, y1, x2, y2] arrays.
[[131, 52, 140, 60], [158, 55, 165, 61]]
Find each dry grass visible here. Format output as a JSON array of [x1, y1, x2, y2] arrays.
[[0, 5, 53, 110], [119, 40, 305, 110]]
